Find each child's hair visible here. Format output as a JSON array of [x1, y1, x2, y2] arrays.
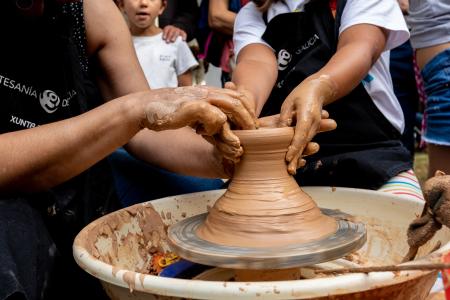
[[251, 0, 280, 12]]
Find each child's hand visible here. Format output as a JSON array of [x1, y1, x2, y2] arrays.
[[258, 110, 336, 132], [279, 75, 337, 175], [258, 111, 336, 168]]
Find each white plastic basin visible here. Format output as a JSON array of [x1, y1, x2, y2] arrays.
[[73, 187, 450, 299]]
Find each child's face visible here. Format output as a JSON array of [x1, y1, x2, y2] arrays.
[[120, 0, 164, 29]]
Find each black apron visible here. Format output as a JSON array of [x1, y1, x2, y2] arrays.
[[261, 0, 412, 189], [0, 1, 118, 298]]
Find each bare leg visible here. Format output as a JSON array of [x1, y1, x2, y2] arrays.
[[428, 144, 450, 177]]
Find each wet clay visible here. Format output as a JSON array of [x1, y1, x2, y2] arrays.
[[196, 127, 337, 247], [74, 203, 169, 274]]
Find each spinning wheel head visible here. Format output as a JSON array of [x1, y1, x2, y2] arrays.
[[168, 209, 366, 270]]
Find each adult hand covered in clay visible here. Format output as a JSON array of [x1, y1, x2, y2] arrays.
[[404, 171, 450, 261], [143, 86, 257, 162], [200, 82, 258, 164], [279, 75, 337, 175]]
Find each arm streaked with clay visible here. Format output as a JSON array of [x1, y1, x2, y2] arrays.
[[279, 24, 387, 174], [0, 0, 255, 194], [232, 43, 338, 170], [233, 24, 386, 174]]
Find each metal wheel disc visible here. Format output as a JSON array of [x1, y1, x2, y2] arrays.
[[168, 209, 366, 270]]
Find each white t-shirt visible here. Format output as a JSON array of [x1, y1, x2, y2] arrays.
[[133, 33, 198, 88], [234, 0, 410, 133]]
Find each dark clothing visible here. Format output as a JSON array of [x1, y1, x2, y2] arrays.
[[0, 1, 118, 299], [390, 40, 420, 156], [261, 0, 412, 189], [0, 199, 54, 300], [159, 0, 199, 42]]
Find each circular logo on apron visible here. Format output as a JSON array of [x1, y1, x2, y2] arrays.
[[40, 89, 60, 113], [278, 49, 292, 71]]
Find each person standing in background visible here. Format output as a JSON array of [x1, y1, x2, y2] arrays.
[[390, 0, 420, 157], [198, 0, 249, 87], [408, 0, 450, 176], [118, 0, 198, 87], [159, 0, 199, 43], [113, 0, 224, 207], [158, 0, 206, 85]]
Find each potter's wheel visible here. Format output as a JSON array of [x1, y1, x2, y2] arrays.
[[168, 208, 366, 269]]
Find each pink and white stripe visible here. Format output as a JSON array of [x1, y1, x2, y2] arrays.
[[378, 169, 424, 201]]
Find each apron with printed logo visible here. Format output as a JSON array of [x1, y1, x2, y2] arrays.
[[261, 0, 412, 189], [0, 2, 119, 297]]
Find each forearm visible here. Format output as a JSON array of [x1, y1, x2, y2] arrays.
[[308, 24, 387, 105], [0, 94, 143, 193], [311, 44, 377, 104], [126, 128, 223, 178], [233, 45, 278, 116], [208, 0, 235, 35]]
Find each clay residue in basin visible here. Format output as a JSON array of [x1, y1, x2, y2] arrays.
[[75, 203, 168, 274], [123, 271, 137, 293]]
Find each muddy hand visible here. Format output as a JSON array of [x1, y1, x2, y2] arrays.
[[279, 75, 337, 175], [202, 85, 256, 130], [223, 82, 258, 129], [259, 110, 336, 169], [145, 98, 227, 135], [143, 86, 254, 130], [211, 145, 235, 179], [142, 87, 253, 161], [201, 84, 256, 161], [423, 171, 450, 228], [142, 86, 256, 129], [403, 171, 450, 261], [203, 123, 243, 163], [258, 110, 336, 132], [202, 82, 258, 163]]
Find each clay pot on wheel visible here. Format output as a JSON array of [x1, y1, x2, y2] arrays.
[[196, 127, 337, 248]]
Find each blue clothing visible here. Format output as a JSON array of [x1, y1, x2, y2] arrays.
[[109, 148, 225, 207], [421, 48, 450, 146]]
